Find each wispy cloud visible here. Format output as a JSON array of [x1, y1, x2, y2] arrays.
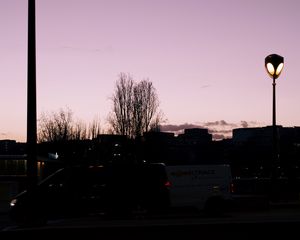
[[203, 120, 237, 128], [208, 129, 233, 134], [161, 123, 204, 132], [60, 45, 114, 54], [161, 120, 263, 140], [200, 85, 210, 89], [211, 134, 226, 140], [0, 132, 8, 139]]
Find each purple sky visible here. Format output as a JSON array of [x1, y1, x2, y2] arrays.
[[1, 0, 300, 141]]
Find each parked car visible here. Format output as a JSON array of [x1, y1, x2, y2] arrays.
[[9, 162, 171, 226]]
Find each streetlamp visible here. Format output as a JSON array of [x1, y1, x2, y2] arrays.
[[265, 54, 284, 180]]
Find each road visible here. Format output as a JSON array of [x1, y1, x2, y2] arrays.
[[1, 203, 300, 239]]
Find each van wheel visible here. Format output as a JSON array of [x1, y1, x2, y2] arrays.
[[204, 197, 225, 216]]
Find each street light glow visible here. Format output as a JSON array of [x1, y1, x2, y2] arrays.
[[266, 63, 275, 76], [265, 54, 284, 79], [276, 63, 284, 76]]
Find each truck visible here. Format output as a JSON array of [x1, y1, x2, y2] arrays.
[[165, 164, 233, 214]]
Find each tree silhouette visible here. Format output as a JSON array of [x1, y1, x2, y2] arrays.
[[108, 73, 163, 138], [88, 117, 102, 139], [38, 108, 87, 142]]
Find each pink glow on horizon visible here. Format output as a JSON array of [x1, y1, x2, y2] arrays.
[[1, 0, 300, 142]]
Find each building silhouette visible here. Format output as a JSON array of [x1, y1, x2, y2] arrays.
[[230, 126, 300, 178]]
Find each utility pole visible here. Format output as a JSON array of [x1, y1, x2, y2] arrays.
[[27, 0, 37, 189]]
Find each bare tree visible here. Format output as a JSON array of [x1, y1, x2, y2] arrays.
[[109, 73, 162, 138], [73, 120, 87, 140], [108, 73, 134, 136], [133, 80, 159, 137], [88, 117, 102, 139], [149, 110, 166, 132], [38, 108, 87, 142]]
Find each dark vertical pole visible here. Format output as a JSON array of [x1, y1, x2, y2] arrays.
[[272, 77, 277, 170], [272, 76, 279, 186], [27, 0, 37, 189], [273, 77, 279, 169], [272, 77, 276, 128]]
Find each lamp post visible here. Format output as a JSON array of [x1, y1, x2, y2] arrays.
[[265, 54, 284, 180]]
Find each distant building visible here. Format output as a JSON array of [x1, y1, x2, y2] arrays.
[[93, 134, 130, 164], [142, 128, 220, 165], [143, 131, 175, 144], [230, 126, 300, 178], [0, 139, 25, 155], [96, 134, 128, 144], [232, 126, 273, 147], [177, 128, 212, 144], [233, 126, 300, 146]]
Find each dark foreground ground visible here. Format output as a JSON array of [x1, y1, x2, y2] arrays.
[[1, 198, 300, 239], [1, 221, 300, 239]]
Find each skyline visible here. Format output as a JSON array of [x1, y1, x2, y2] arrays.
[[1, 0, 300, 142]]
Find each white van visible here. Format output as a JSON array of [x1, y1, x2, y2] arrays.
[[165, 164, 233, 213]]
